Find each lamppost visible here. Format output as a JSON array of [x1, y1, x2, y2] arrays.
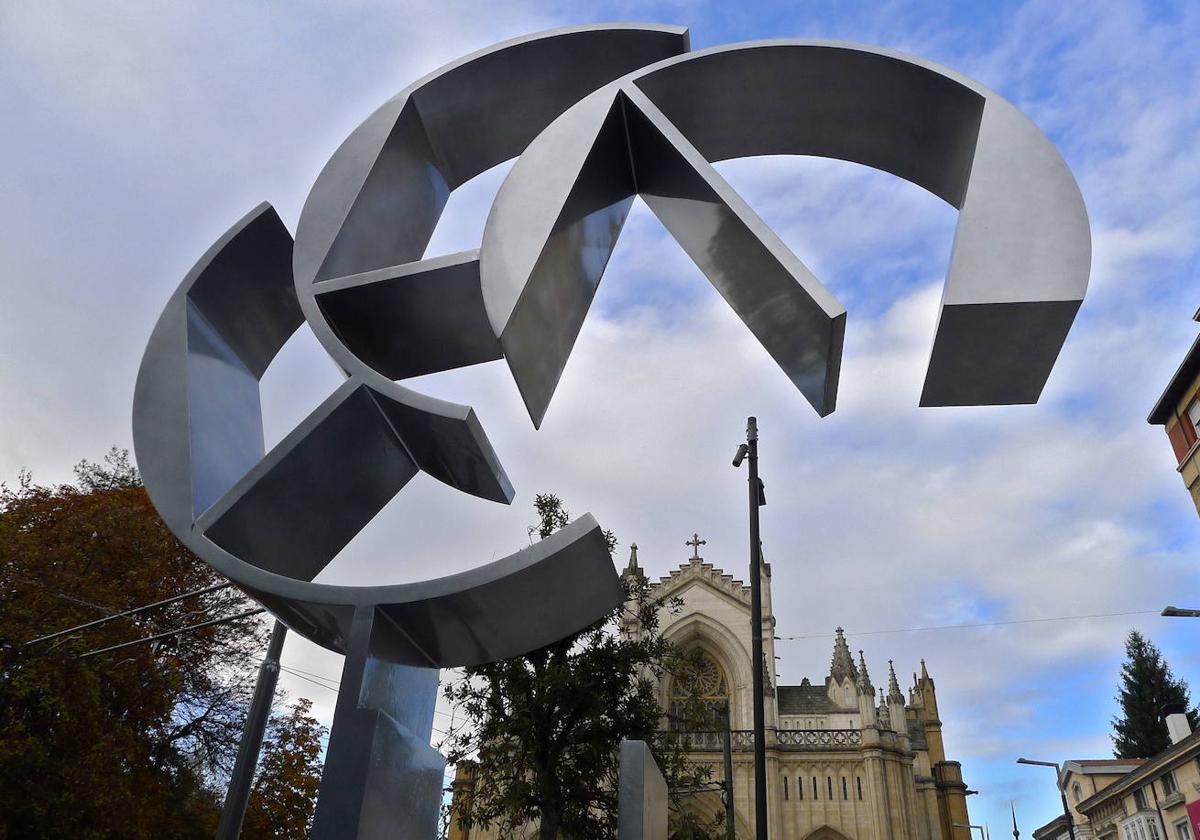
[[955, 822, 989, 840], [1016, 758, 1078, 840], [733, 417, 767, 840]]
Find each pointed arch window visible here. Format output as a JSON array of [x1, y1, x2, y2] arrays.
[[670, 650, 730, 730]]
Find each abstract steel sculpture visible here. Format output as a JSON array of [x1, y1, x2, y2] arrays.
[[132, 23, 1089, 839]]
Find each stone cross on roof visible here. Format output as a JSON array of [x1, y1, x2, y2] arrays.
[[686, 533, 706, 561]]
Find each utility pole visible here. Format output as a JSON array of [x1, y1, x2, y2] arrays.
[[733, 416, 767, 840], [723, 701, 736, 840], [217, 620, 288, 839]]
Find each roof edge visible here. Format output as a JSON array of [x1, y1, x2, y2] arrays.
[[1148, 333, 1200, 425]]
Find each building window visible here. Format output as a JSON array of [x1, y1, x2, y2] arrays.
[[784, 776, 789, 801], [1123, 816, 1165, 840], [842, 777, 848, 800], [813, 777, 818, 800], [670, 650, 729, 730], [1160, 771, 1178, 796], [827, 777, 833, 799], [1134, 788, 1149, 811], [857, 776, 863, 800], [1073, 782, 1083, 803], [1187, 399, 1200, 441], [1175, 821, 1191, 840], [798, 777, 803, 801]]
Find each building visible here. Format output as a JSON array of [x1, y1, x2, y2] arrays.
[[1032, 715, 1200, 840], [1030, 760, 1146, 840], [451, 538, 973, 840], [1148, 314, 1200, 515]]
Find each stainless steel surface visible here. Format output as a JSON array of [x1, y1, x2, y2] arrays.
[[133, 24, 686, 661], [311, 606, 444, 840], [481, 40, 1091, 423], [134, 26, 689, 837], [133, 25, 1090, 838], [618, 740, 669, 840]]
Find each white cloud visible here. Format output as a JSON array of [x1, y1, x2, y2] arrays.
[[2, 1, 1198, 833]]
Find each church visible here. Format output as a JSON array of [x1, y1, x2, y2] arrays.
[[451, 537, 973, 840]]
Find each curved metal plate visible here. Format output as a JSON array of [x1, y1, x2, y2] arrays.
[[133, 24, 692, 658], [480, 41, 1091, 424]]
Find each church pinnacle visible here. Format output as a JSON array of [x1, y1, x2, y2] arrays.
[[624, 543, 644, 581], [887, 660, 905, 704], [829, 627, 858, 683], [856, 650, 873, 694]]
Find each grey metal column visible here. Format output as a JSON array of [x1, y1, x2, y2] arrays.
[[216, 619, 287, 840], [310, 605, 444, 840], [618, 740, 668, 840]]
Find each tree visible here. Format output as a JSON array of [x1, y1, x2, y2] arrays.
[[0, 448, 320, 837], [442, 493, 719, 840], [241, 698, 327, 839], [1112, 629, 1198, 759]]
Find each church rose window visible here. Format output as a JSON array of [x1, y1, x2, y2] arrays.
[[671, 650, 729, 730]]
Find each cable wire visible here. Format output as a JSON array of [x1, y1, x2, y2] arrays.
[[778, 608, 1162, 641], [25, 582, 233, 646], [75, 607, 265, 659]]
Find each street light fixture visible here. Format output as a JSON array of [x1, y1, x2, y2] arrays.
[[1016, 758, 1077, 840], [1162, 606, 1200, 617], [955, 823, 988, 840]]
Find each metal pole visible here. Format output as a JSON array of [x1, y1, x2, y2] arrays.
[[723, 701, 736, 840], [216, 620, 288, 839], [1057, 783, 1077, 840], [1016, 759, 1076, 840], [746, 416, 767, 840]]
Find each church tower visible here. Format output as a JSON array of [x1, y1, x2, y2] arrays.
[[450, 538, 973, 840], [644, 538, 973, 840]]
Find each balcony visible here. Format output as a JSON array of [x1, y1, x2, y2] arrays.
[[672, 729, 862, 752]]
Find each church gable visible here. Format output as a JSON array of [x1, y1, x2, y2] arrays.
[[651, 535, 752, 610]]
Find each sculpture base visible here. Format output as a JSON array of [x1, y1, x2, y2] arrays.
[[311, 606, 444, 839]]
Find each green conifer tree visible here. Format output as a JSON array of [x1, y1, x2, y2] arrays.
[[1112, 629, 1198, 758]]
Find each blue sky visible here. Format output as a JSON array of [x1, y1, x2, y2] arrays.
[[1, 0, 1198, 833]]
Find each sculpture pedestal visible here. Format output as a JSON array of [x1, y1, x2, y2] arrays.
[[311, 606, 444, 839]]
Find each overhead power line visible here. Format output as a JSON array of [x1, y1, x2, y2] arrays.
[[778, 609, 1162, 641], [76, 607, 265, 660], [25, 582, 233, 646]]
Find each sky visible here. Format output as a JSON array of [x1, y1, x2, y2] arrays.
[[2, 0, 1199, 833]]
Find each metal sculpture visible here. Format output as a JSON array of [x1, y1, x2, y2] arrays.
[[132, 23, 1089, 839], [482, 40, 1091, 423]]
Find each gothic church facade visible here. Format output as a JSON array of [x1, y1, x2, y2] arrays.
[[621, 541, 972, 840], [450, 541, 972, 840]]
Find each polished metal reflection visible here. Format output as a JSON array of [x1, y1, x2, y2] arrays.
[[618, 740, 669, 840], [133, 25, 690, 839], [133, 24, 1089, 840], [481, 41, 1091, 423]]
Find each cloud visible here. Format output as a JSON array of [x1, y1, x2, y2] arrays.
[[2, 0, 1198, 833]]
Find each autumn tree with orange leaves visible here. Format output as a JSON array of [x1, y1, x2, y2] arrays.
[[0, 449, 325, 838]]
